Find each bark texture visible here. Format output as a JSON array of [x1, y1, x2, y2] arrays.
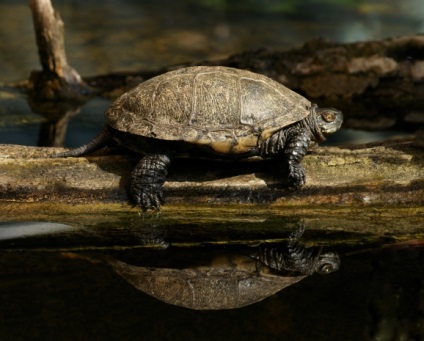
[[0, 139, 422, 208]]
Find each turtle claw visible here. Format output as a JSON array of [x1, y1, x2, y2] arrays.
[[129, 154, 172, 211], [132, 185, 164, 211], [287, 164, 306, 189]]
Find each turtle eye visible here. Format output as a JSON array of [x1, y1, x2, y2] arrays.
[[317, 263, 334, 274], [322, 111, 336, 123]]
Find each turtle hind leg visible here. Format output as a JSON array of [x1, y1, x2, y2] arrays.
[[51, 125, 112, 158], [130, 153, 172, 211]]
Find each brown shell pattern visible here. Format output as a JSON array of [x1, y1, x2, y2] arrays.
[[110, 258, 306, 310], [106, 66, 311, 153]]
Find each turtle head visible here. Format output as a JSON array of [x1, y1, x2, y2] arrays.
[[313, 105, 343, 140], [313, 250, 341, 274]]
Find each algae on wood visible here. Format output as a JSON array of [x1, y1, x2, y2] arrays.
[[0, 140, 422, 211]]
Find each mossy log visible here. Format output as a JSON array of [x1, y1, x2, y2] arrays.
[[0, 139, 422, 210]]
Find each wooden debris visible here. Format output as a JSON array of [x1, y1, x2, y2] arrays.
[[28, 0, 92, 101]]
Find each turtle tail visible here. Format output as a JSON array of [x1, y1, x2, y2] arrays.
[[52, 125, 112, 158]]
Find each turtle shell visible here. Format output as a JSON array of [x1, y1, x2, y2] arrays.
[[106, 66, 312, 154], [109, 255, 306, 310]]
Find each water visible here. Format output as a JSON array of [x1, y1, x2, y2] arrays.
[[0, 0, 423, 339], [0, 216, 423, 340]]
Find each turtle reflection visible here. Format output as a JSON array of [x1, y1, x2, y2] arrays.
[[108, 225, 340, 310]]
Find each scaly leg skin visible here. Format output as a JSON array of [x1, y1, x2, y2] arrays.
[[130, 154, 172, 210], [284, 131, 311, 189]]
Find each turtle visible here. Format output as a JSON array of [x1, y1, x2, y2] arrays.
[[107, 226, 340, 310], [54, 66, 343, 210]]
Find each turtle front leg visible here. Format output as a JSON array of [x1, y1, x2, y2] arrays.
[[130, 153, 172, 210], [283, 131, 312, 189]]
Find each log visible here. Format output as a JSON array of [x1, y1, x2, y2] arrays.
[[0, 139, 422, 211], [83, 35, 424, 132]]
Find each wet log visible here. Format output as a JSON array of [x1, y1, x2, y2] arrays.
[[0, 139, 422, 210], [84, 35, 424, 132]]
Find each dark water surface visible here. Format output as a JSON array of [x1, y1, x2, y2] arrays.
[[2, 247, 423, 340], [0, 211, 423, 340]]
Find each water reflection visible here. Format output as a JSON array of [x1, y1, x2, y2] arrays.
[[26, 96, 84, 147], [0, 217, 423, 339], [108, 224, 340, 310]]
